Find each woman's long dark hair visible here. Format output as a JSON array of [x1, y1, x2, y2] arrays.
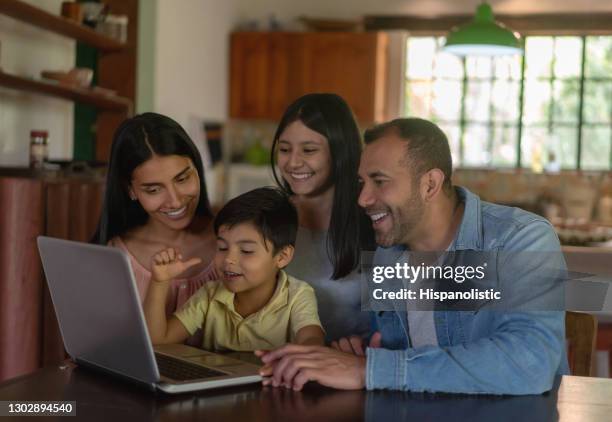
[[271, 93, 375, 279], [92, 113, 212, 244]]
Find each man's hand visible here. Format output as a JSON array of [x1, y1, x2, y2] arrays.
[[255, 345, 367, 391], [151, 248, 201, 282], [330, 332, 382, 356]]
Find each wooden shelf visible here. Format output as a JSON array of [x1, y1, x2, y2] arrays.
[[0, 71, 132, 112], [0, 0, 125, 52]]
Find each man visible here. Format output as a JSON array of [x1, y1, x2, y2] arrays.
[[258, 118, 568, 394]]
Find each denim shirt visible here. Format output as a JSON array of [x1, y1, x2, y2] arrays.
[[365, 187, 569, 394]]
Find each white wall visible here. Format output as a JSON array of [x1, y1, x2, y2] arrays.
[[152, 0, 238, 128], [0, 0, 74, 166], [136, 0, 157, 113]]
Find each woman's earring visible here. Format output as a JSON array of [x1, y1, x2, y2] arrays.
[[129, 193, 137, 201]]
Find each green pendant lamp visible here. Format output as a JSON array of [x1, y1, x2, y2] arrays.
[[443, 3, 523, 56]]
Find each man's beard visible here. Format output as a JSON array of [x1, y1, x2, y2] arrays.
[[375, 190, 425, 248]]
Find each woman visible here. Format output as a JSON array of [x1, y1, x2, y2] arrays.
[[271, 93, 375, 342], [92, 113, 218, 315]]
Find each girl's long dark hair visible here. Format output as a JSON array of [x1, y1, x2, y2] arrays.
[[271, 93, 375, 279], [92, 113, 212, 244]]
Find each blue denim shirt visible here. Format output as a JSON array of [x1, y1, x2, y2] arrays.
[[365, 187, 569, 394]]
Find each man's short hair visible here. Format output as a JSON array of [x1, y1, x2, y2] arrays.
[[363, 118, 453, 193], [214, 187, 297, 254]]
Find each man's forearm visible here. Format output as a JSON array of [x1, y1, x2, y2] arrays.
[[366, 312, 564, 394]]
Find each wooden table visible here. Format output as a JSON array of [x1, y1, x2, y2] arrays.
[[0, 363, 611, 421]]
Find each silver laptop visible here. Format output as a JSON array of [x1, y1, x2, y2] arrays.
[[37, 236, 262, 394]]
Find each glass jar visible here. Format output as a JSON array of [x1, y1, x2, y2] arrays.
[[30, 130, 49, 169]]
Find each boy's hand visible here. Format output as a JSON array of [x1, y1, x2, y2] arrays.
[[330, 332, 382, 356], [151, 248, 202, 282]]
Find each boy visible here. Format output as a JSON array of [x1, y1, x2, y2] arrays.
[[143, 187, 325, 351]]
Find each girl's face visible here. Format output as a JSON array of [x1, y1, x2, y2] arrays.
[[276, 120, 333, 197], [129, 154, 200, 231]]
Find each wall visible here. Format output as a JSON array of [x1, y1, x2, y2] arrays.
[[152, 0, 238, 128], [0, 0, 74, 166], [136, 0, 157, 113], [234, 0, 612, 23]]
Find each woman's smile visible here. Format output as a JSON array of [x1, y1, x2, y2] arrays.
[[288, 171, 314, 180], [160, 204, 189, 220]]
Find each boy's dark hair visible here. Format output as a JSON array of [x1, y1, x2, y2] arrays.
[[214, 187, 297, 254], [364, 118, 453, 195]]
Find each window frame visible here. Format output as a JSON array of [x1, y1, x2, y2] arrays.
[[366, 13, 612, 171]]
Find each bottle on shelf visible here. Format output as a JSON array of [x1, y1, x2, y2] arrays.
[[29, 130, 49, 169]]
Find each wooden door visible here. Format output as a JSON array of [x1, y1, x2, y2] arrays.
[[230, 32, 272, 119]]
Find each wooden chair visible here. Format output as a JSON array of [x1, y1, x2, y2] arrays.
[[566, 311, 597, 376]]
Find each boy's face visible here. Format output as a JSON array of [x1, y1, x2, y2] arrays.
[[214, 222, 292, 294]]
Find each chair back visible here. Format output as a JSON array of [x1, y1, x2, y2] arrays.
[[566, 311, 597, 376]]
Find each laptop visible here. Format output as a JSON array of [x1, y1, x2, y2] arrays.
[[37, 236, 262, 394]]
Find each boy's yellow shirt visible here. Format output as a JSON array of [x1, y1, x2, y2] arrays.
[[174, 270, 322, 351]]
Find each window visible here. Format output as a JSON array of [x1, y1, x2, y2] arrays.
[[403, 35, 612, 170]]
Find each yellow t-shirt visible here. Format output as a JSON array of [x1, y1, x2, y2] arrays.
[[173, 270, 322, 351]]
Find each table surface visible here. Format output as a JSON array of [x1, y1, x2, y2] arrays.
[[0, 363, 611, 422]]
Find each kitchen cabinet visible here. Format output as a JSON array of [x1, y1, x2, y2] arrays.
[[229, 31, 388, 123], [297, 32, 387, 124], [230, 32, 298, 120], [0, 170, 104, 382]]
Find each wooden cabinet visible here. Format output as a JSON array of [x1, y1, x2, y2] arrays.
[[298, 33, 387, 124], [230, 32, 299, 120], [229, 31, 388, 123], [0, 171, 104, 382], [230, 32, 277, 119]]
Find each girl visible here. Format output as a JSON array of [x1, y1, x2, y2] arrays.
[[271, 93, 375, 342]]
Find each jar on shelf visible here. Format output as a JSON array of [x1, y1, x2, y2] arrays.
[[96, 14, 128, 43], [30, 130, 49, 169]]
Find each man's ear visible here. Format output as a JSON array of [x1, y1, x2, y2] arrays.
[[420, 169, 445, 202], [275, 245, 295, 269]]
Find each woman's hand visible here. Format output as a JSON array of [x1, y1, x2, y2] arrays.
[[151, 248, 201, 282]]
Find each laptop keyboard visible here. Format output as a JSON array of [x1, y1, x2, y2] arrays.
[[155, 353, 226, 381]]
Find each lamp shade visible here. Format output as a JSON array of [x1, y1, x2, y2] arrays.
[[443, 3, 523, 56]]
